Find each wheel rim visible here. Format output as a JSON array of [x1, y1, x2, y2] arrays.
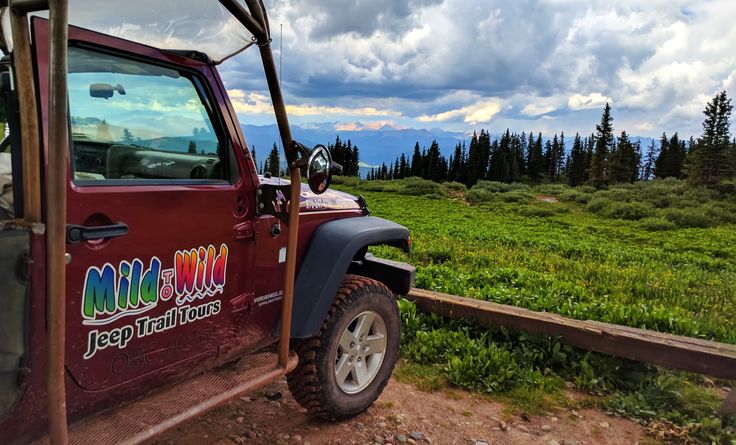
[[334, 310, 387, 394]]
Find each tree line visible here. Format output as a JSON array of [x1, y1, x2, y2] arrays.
[[251, 136, 362, 177], [366, 91, 735, 187]]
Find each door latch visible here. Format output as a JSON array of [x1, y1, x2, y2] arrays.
[[233, 221, 255, 241]]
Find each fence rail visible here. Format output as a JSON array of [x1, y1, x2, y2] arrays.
[[406, 288, 736, 380]]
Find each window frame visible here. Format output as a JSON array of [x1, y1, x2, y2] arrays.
[[67, 42, 238, 187]]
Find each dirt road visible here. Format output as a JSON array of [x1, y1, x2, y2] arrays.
[[150, 371, 646, 445]]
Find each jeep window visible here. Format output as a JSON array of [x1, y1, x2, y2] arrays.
[[67, 46, 229, 184]]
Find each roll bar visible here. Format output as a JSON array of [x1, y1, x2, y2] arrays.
[[219, 0, 300, 371]]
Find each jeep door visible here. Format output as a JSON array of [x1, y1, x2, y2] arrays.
[[32, 18, 258, 391]]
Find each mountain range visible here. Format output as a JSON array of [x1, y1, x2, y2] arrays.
[[240, 122, 655, 171]]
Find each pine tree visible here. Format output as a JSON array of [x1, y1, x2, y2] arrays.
[[121, 128, 135, 145], [410, 142, 421, 177], [427, 140, 444, 182], [420, 147, 428, 179], [266, 143, 280, 177], [609, 131, 640, 183], [188, 140, 197, 154], [449, 143, 462, 182], [250, 145, 257, 169], [489, 131, 510, 182], [457, 142, 468, 184], [465, 132, 480, 186], [399, 153, 408, 179], [642, 139, 656, 180], [351, 142, 360, 176], [654, 133, 686, 179], [344, 140, 353, 176], [685, 91, 734, 185], [556, 133, 566, 181], [527, 132, 544, 181], [590, 102, 614, 187], [477, 130, 491, 181], [543, 139, 553, 179], [568, 133, 587, 186], [584, 135, 594, 181], [511, 132, 525, 181]]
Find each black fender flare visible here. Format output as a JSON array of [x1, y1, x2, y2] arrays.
[[290, 216, 411, 338]]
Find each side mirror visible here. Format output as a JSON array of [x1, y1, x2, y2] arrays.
[[90, 83, 126, 99], [307, 145, 332, 194]]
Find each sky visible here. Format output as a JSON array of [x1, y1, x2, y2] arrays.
[[61, 0, 736, 139], [216, 0, 736, 138]]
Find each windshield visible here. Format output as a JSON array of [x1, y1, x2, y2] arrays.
[[68, 47, 219, 153], [16, 1, 255, 63]]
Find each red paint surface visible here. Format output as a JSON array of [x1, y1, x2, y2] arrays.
[[3, 19, 361, 443]]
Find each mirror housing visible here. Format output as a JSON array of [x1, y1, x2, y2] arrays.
[[306, 145, 332, 194], [291, 141, 342, 194], [90, 83, 126, 99]]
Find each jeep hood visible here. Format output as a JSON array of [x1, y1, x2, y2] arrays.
[[258, 176, 363, 213]]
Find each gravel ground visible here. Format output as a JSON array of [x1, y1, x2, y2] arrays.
[[149, 375, 647, 445]]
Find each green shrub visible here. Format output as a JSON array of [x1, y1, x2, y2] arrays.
[[331, 175, 360, 187], [601, 188, 634, 203], [359, 182, 387, 192], [577, 185, 597, 194], [472, 180, 507, 193], [670, 198, 700, 209], [501, 190, 534, 203], [444, 181, 467, 192], [663, 208, 713, 228], [640, 216, 676, 231], [559, 190, 593, 204], [587, 197, 613, 213], [473, 180, 529, 193], [602, 202, 655, 220], [648, 194, 675, 209], [445, 343, 518, 393], [398, 177, 445, 196], [700, 202, 736, 224], [715, 179, 736, 201], [466, 181, 531, 203], [465, 189, 498, 204], [535, 184, 569, 196]]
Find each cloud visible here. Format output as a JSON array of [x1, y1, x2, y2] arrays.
[[633, 122, 654, 132], [519, 95, 566, 116], [417, 99, 502, 124], [213, 0, 736, 136], [568, 93, 612, 111], [227, 90, 401, 118], [335, 121, 405, 131]]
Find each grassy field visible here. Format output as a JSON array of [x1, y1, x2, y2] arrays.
[[334, 177, 736, 443]]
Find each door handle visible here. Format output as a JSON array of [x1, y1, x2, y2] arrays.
[[66, 222, 128, 244]]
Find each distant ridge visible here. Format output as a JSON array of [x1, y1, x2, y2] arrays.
[[240, 122, 655, 168]]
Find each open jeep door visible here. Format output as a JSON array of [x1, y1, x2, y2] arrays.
[[1, 0, 307, 443], [31, 17, 259, 391]]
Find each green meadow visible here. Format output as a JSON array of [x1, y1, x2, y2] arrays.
[[334, 176, 736, 443]]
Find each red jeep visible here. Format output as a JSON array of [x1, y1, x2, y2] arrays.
[[0, 1, 414, 443]]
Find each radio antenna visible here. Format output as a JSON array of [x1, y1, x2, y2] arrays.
[[279, 23, 283, 86]]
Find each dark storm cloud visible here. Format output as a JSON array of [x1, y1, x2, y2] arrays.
[[225, 0, 690, 105], [60, 0, 733, 135], [276, 0, 443, 40]]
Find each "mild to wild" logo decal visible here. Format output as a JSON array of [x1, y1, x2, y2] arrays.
[[80, 244, 228, 359]]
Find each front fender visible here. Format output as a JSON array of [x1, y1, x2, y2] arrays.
[[290, 216, 411, 338]]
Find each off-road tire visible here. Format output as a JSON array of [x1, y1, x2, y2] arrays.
[[287, 274, 401, 420]]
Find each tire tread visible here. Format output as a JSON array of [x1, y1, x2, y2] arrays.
[[287, 274, 398, 420]]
